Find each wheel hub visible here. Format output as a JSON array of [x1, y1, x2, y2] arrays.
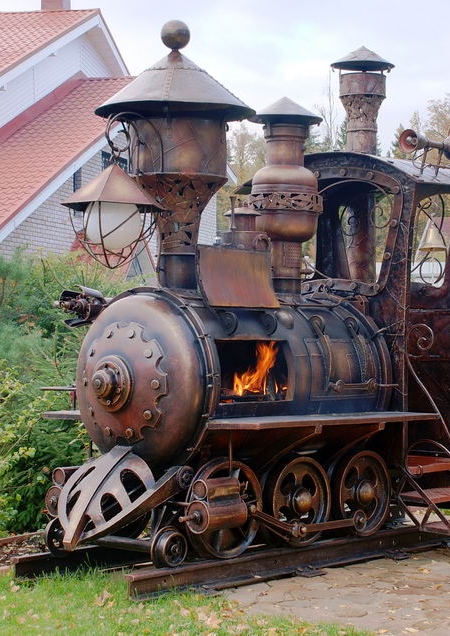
[[356, 480, 376, 506], [292, 487, 313, 514]]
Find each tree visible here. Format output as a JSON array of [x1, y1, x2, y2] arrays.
[[217, 123, 266, 228], [425, 94, 450, 139], [314, 71, 342, 151], [390, 123, 406, 159]]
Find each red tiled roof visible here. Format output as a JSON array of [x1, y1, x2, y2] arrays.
[[0, 75, 133, 231], [0, 10, 100, 75]]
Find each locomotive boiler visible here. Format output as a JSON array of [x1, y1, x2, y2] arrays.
[[44, 21, 450, 570]]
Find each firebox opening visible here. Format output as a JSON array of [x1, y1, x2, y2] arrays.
[[217, 340, 288, 403]]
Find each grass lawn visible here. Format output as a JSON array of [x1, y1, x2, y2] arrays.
[[0, 568, 370, 635]]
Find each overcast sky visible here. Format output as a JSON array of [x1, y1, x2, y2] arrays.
[[4, 0, 450, 153]]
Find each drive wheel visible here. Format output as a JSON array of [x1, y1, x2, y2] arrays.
[[266, 456, 330, 545], [185, 458, 262, 559], [332, 450, 390, 536]]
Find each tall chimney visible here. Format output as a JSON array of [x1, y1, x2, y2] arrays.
[[41, 1, 71, 10], [331, 46, 394, 154]]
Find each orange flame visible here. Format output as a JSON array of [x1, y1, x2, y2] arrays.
[[233, 341, 278, 396]]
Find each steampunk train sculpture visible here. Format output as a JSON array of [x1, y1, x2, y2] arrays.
[[44, 21, 450, 571]]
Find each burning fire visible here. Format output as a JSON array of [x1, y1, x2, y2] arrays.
[[233, 341, 278, 396]]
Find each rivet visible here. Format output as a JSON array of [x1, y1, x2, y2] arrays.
[[383, 252, 391, 260], [83, 377, 88, 386], [89, 348, 95, 357], [124, 427, 134, 438], [89, 407, 94, 416], [104, 426, 113, 436], [128, 329, 135, 339], [339, 168, 347, 176], [106, 330, 113, 338], [143, 410, 153, 420], [144, 348, 153, 358], [151, 379, 160, 389]]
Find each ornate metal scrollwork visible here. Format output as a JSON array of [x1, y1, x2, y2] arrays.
[[407, 323, 435, 358]]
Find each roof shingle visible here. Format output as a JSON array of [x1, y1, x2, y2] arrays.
[[0, 10, 100, 75], [0, 75, 133, 230]]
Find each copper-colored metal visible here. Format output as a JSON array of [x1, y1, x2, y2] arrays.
[[331, 46, 394, 155], [43, 20, 450, 586], [265, 457, 330, 545], [183, 459, 262, 559], [93, 20, 254, 288], [331, 451, 390, 536], [197, 245, 279, 308], [249, 97, 323, 293]]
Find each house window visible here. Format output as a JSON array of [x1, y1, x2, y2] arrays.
[[102, 151, 127, 171], [73, 168, 82, 192]]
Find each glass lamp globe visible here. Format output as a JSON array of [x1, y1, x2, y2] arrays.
[[84, 201, 143, 251]]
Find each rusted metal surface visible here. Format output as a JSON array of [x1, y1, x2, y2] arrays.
[[41, 19, 450, 593], [197, 245, 279, 308], [126, 526, 445, 599], [331, 46, 394, 154]]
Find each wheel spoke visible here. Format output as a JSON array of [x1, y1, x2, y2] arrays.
[[185, 458, 261, 559], [266, 456, 330, 546], [332, 451, 390, 537]]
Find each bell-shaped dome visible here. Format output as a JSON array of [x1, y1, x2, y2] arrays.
[[95, 20, 255, 121]]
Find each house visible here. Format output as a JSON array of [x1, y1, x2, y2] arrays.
[[0, 1, 218, 277]]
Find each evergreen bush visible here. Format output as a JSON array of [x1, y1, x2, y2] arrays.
[[0, 251, 134, 534]]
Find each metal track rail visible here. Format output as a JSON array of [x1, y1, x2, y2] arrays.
[[127, 525, 448, 599], [13, 524, 449, 599]]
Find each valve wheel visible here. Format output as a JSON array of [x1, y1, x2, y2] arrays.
[[151, 526, 188, 568], [185, 458, 262, 559], [266, 456, 330, 545], [332, 450, 390, 536]]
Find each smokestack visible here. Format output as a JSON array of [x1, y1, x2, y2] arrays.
[[41, 1, 71, 10], [331, 46, 394, 154]]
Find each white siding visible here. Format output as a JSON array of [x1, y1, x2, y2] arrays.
[[34, 40, 82, 102], [80, 33, 113, 78], [0, 152, 104, 259], [0, 69, 34, 128], [199, 195, 217, 245], [0, 37, 116, 128]]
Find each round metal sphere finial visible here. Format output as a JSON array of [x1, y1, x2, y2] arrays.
[[161, 20, 190, 50]]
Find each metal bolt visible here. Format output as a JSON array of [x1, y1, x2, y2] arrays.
[[151, 379, 160, 390], [128, 329, 135, 339], [144, 348, 153, 358], [104, 426, 113, 436], [124, 428, 134, 439], [143, 410, 153, 420]]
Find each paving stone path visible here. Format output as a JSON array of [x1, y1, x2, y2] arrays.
[[224, 547, 450, 635]]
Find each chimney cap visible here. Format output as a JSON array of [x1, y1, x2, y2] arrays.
[[95, 20, 255, 121], [251, 96, 322, 126], [331, 46, 394, 72]]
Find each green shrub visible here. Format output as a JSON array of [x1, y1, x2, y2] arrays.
[[0, 251, 135, 533]]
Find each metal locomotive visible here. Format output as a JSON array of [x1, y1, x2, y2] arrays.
[[44, 21, 450, 571]]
